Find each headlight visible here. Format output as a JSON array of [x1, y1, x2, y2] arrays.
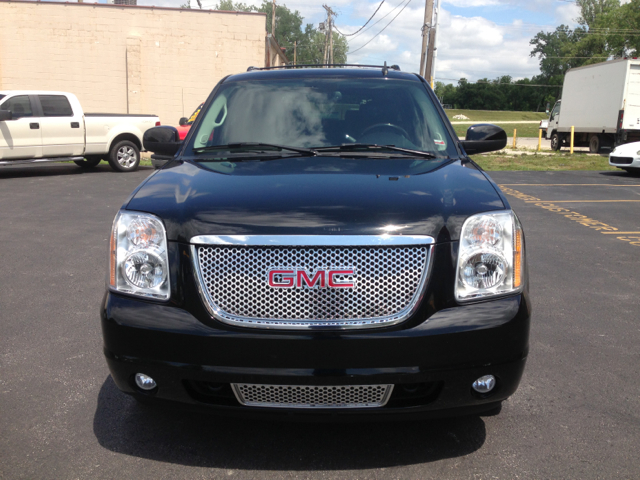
[[636, 150, 640, 156], [456, 210, 524, 302], [109, 211, 170, 300]]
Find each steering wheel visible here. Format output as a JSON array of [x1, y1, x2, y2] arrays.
[[360, 123, 410, 139]]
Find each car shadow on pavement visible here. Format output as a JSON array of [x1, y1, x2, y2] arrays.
[[0, 163, 152, 179], [600, 170, 640, 178], [93, 376, 487, 470]]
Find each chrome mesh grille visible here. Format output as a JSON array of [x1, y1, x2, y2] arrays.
[[194, 245, 430, 328], [232, 383, 394, 408]]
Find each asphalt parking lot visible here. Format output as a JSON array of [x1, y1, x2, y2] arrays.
[[1, 163, 639, 479]]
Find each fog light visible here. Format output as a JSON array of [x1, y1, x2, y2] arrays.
[[472, 375, 496, 393], [135, 373, 157, 391]]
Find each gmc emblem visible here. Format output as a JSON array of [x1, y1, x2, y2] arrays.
[[267, 268, 355, 289]]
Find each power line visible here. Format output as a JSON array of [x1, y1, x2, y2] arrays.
[[335, 0, 385, 37], [347, 0, 408, 41], [347, 0, 413, 55]]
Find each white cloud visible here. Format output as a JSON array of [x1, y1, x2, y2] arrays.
[[555, 3, 581, 25], [442, 0, 501, 7]]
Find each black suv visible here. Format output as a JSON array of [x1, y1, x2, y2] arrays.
[[102, 65, 530, 419]]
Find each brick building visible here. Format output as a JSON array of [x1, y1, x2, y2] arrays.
[[0, 1, 287, 125]]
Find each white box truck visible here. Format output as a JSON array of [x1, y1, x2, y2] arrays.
[[547, 58, 640, 153]]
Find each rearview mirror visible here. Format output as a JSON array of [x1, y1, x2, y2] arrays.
[[179, 117, 188, 126], [0, 110, 12, 121], [143, 126, 182, 157], [460, 124, 507, 155]]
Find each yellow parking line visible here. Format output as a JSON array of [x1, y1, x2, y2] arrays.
[[524, 200, 640, 203], [499, 184, 640, 187], [602, 231, 640, 234]]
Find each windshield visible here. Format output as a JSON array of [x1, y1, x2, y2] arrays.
[[185, 78, 457, 158], [0, 94, 6, 104]]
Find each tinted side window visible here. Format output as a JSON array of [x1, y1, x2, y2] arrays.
[[39, 95, 73, 117], [1, 95, 33, 118]]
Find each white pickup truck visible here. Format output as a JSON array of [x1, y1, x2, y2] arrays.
[[0, 91, 160, 172]]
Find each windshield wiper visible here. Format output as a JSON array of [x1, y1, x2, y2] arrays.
[[315, 144, 438, 159], [193, 142, 317, 156]]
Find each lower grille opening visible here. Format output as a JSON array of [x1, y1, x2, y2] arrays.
[[385, 381, 443, 408], [232, 383, 394, 409], [611, 156, 634, 165], [185, 380, 443, 409]]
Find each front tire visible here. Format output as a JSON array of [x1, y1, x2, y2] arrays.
[[74, 156, 102, 168], [108, 140, 140, 172], [550, 133, 561, 151]]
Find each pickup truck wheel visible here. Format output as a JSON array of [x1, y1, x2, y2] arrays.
[[550, 133, 561, 151], [74, 157, 102, 168], [108, 140, 140, 172], [589, 135, 600, 153]]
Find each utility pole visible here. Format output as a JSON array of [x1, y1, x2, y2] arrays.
[[272, 0, 276, 37], [322, 5, 336, 66], [429, 0, 441, 88], [294, 41, 297, 65], [419, 0, 434, 79]]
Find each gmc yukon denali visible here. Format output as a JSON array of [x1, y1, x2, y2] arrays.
[[101, 65, 530, 419]]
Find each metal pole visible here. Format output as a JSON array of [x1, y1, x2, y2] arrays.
[[125, 48, 129, 115], [294, 41, 297, 65], [570, 126, 575, 154], [419, 0, 434, 78], [537, 127, 542, 152], [513, 129, 517, 149], [430, 0, 441, 88]]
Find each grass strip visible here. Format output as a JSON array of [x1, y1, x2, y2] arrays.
[[445, 109, 548, 122], [471, 152, 618, 171]]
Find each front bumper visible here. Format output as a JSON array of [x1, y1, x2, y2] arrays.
[[101, 290, 531, 419], [609, 153, 640, 169]]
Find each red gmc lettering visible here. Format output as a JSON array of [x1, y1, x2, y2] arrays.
[[268, 269, 355, 288]]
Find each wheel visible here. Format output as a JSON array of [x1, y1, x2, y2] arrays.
[[550, 133, 561, 151], [360, 123, 410, 140], [108, 140, 140, 172], [589, 135, 600, 153], [74, 156, 102, 168]]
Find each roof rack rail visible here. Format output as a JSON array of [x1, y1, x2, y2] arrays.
[[246, 62, 401, 73]]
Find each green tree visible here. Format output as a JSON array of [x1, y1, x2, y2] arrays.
[[593, 0, 640, 57]]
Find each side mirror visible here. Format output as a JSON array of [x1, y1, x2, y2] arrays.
[[143, 126, 182, 157], [179, 117, 188, 126], [0, 110, 12, 121], [460, 124, 507, 155]]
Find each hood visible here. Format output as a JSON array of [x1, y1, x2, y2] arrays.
[[125, 157, 506, 243], [611, 142, 640, 157]]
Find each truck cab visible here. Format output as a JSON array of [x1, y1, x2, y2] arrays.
[[548, 100, 562, 150], [0, 92, 85, 160]]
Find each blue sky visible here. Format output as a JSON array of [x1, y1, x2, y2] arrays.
[[141, 0, 582, 83]]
